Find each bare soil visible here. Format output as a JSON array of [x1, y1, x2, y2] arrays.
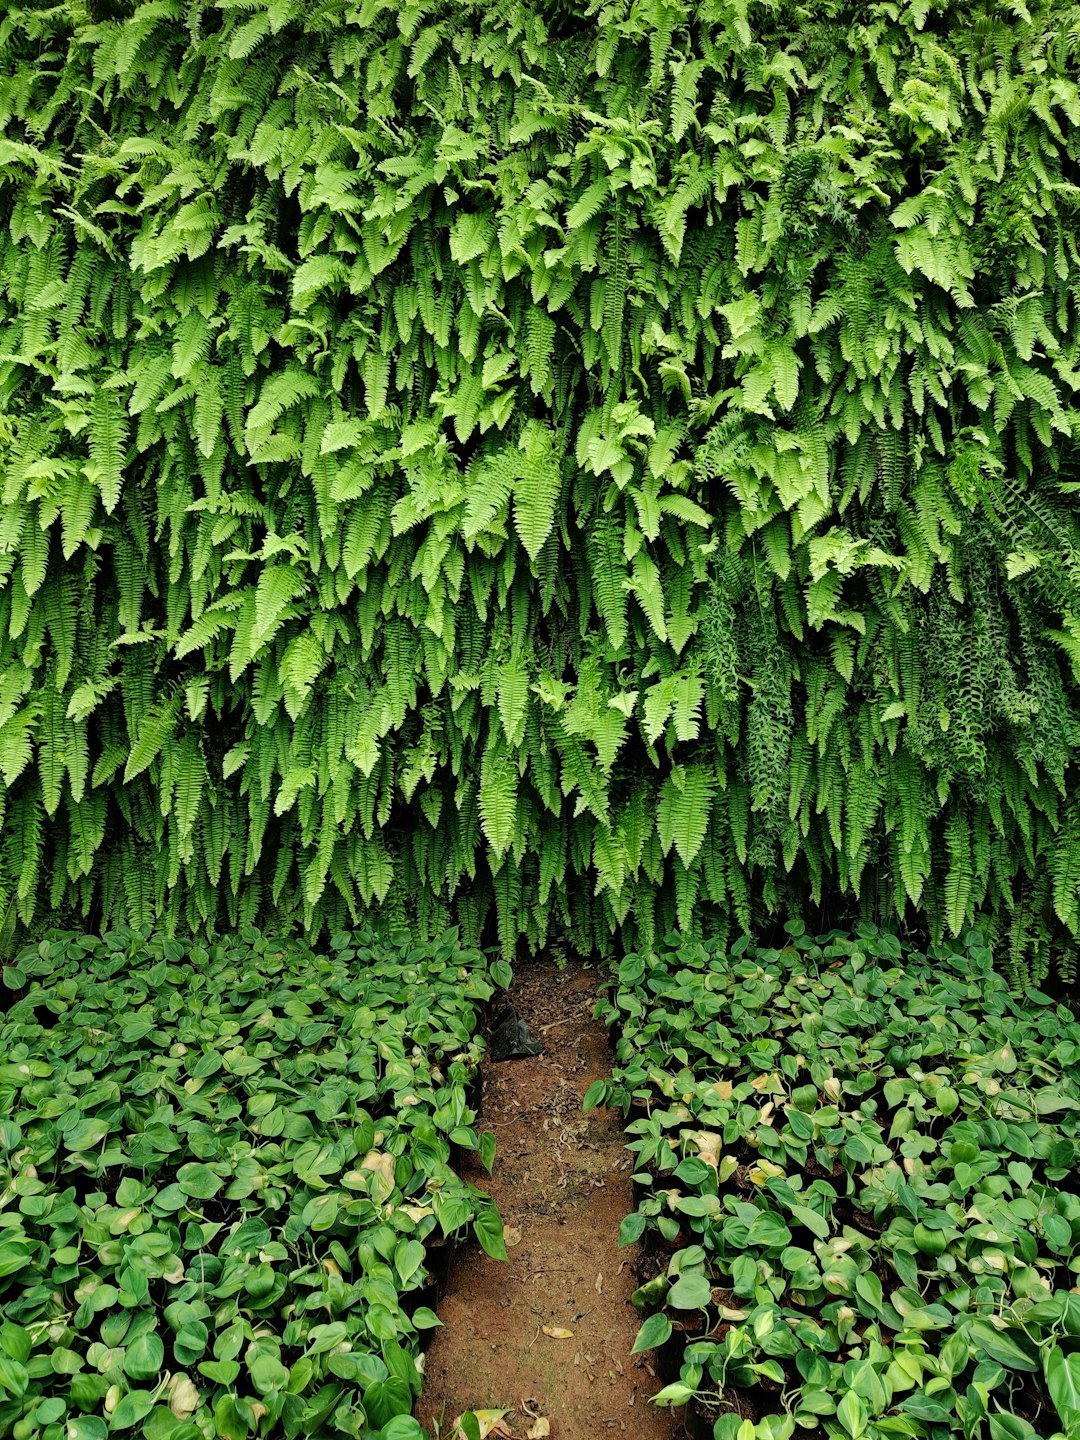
[[416, 956, 679, 1440]]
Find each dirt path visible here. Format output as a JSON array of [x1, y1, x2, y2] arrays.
[[416, 957, 678, 1440]]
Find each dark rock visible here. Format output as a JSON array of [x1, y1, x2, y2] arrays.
[[489, 1007, 544, 1060]]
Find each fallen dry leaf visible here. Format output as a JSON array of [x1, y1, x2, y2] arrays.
[[451, 1412, 512, 1440], [527, 1421, 550, 1439], [542, 1325, 573, 1339], [594, 1271, 603, 1293]]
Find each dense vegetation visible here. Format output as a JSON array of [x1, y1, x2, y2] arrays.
[[0, 927, 506, 1440], [4, 9, 1079, 1440], [591, 927, 1080, 1438], [1, 0, 1078, 966]]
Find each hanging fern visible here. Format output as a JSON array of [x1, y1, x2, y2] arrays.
[[0, 0, 1077, 979]]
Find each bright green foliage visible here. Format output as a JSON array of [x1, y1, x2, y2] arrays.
[[0, 925, 505, 1440], [593, 925, 1080, 1438], [0, 2, 1079, 953]]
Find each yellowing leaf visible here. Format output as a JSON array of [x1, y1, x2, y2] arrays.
[[692, 1130, 722, 1169], [748, 1159, 785, 1184], [168, 1375, 199, 1420], [400, 1204, 433, 1223], [360, 1150, 396, 1201], [361, 1150, 395, 1181], [451, 1412, 511, 1440]]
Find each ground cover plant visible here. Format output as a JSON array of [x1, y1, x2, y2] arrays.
[[0, 925, 509, 1440], [589, 926, 1080, 1438], [0, 1, 1078, 971]]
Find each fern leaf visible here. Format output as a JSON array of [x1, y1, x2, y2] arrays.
[[480, 740, 518, 861], [657, 765, 714, 868], [89, 388, 126, 514], [497, 657, 529, 748], [513, 421, 561, 562], [193, 367, 223, 459], [124, 702, 179, 783], [254, 565, 307, 641], [588, 510, 629, 650]]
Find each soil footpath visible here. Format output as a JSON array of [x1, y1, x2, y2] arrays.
[[416, 956, 678, 1440]]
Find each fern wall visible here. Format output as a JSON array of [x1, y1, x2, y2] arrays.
[[1, 0, 1079, 959]]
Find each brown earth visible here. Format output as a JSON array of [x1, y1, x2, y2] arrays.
[[416, 956, 680, 1440]]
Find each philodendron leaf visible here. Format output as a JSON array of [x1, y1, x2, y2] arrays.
[[632, 1312, 672, 1353], [0, 1353, 28, 1396], [109, 1389, 156, 1430], [1046, 1346, 1080, 1422], [395, 1238, 425, 1285], [969, 1320, 1040, 1373], [176, 1163, 223, 1199], [836, 1390, 868, 1438], [1042, 1214, 1072, 1252], [213, 1393, 252, 1440], [618, 1212, 646, 1246], [67, 1421, 108, 1440], [365, 1378, 412, 1429], [64, 1118, 110, 1151], [667, 1273, 712, 1310], [479, 1130, 497, 1174], [123, 1332, 164, 1382], [935, 1085, 959, 1116], [0, 1324, 31, 1364], [379, 1418, 428, 1440], [248, 1350, 289, 1394], [198, 1360, 240, 1385], [790, 1203, 830, 1239], [987, 1417, 1038, 1440], [652, 1381, 697, 1406], [474, 1205, 508, 1261]]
